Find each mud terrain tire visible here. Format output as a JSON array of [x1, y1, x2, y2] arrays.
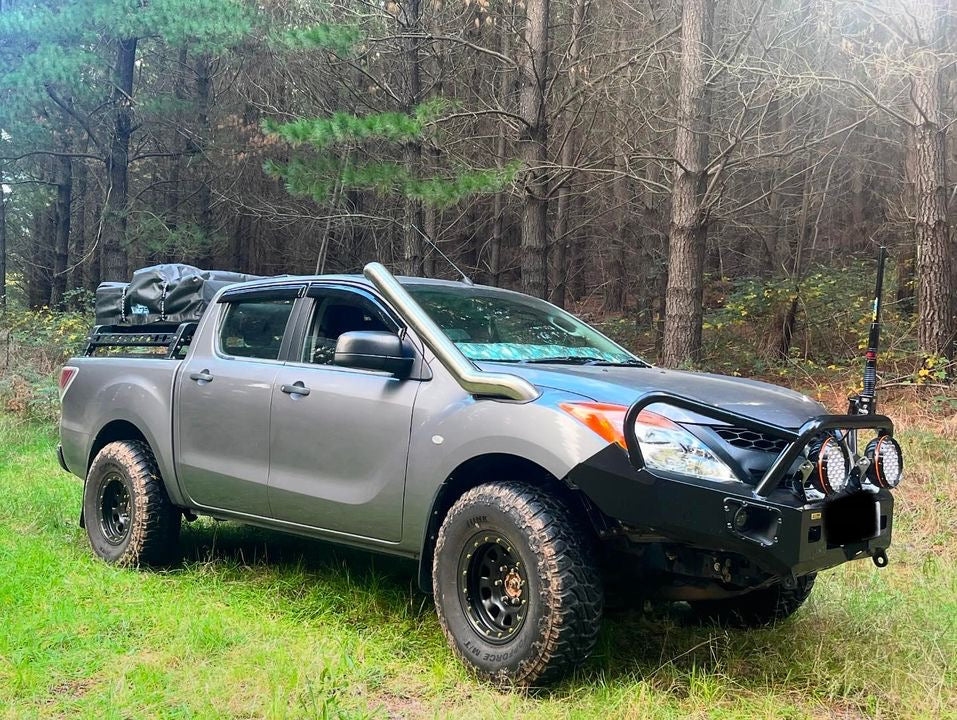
[[84, 440, 181, 567], [433, 481, 603, 686]]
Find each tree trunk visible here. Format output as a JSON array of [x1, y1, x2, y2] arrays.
[[28, 204, 55, 308], [101, 37, 137, 281], [517, 0, 550, 299], [910, 0, 955, 357], [662, 0, 715, 367], [401, 0, 424, 276], [489, 6, 515, 287], [50, 152, 73, 307], [550, 0, 586, 308], [70, 146, 89, 294], [87, 197, 102, 291], [195, 52, 215, 267]]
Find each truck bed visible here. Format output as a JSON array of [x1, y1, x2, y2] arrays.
[[59, 356, 184, 504]]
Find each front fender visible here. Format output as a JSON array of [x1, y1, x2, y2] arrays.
[[401, 371, 607, 553]]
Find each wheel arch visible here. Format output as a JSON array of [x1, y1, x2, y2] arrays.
[[84, 415, 186, 513], [416, 452, 604, 593], [87, 419, 150, 472]]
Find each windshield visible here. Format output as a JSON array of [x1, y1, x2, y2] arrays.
[[406, 285, 644, 365]]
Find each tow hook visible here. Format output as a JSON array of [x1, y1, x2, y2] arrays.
[[872, 548, 889, 568]]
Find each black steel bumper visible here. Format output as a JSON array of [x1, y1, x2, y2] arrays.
[[569, 392, 896, 578]]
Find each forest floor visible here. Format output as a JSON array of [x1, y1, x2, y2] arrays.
[[1, 409, 954, 719]]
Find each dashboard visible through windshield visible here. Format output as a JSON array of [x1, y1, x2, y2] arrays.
[[406, 284, 647, 366]]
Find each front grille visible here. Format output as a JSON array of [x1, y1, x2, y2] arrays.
[[714, 426, 789, 454]]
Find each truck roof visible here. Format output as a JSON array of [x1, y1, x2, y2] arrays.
[[234, 273, 535, 300]]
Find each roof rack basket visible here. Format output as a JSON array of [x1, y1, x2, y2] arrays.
[[83, 322, 197, 358]]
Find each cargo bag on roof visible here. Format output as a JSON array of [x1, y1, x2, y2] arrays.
[[94, 264, 263, 326]]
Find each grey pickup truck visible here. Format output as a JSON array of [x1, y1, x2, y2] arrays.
[[58, 262, 903, 686]]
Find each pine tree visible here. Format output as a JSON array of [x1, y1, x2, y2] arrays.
[[264, 22, 517, 275]]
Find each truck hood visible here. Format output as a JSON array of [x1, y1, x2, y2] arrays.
[[476, 363, 826, 429]]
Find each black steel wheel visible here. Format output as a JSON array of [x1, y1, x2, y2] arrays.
[[433, 481, 603, 686], [458, 532, 529, 643], [98, 473, 132, 544], [84, 440, 181, 567]]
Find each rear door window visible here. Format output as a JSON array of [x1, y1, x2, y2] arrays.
[[219, 298, 295, 360]]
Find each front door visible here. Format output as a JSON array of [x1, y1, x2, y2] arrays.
[[267, 286, 419, 542], [175, 286, 300, 514]]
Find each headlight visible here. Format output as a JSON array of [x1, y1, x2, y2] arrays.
[[808, 435, 850, 495], [865, 435, 903, 488], [558, 402, 738, 483]]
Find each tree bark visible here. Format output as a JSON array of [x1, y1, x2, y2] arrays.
[[70, 145, 89, 294], [195, 52, 215, 267], [489, 5, 515, 287], [550, 0, 586, 308], [662, 0, 715, 367], [909, 0, 955, 357], [401, 0, 424, 276], [50, 152, 73, 306], [517, 0, 550, 299], [101, 37, 137, 281]]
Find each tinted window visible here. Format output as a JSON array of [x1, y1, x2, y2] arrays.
[[219, 299, 294, 359], [301, 294, 392, 365]]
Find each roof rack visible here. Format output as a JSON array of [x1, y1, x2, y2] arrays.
[[83, 322, 197, 358]]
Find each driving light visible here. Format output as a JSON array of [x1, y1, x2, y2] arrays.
[[865, 435, 903, 489], [558, 402, 738, 483], [808, 436, 850, 495]]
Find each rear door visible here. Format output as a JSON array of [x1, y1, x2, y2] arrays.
[[267, 285, 419, 541], [175, 285, 303, 515]]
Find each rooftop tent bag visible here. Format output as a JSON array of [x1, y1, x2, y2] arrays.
[[94, 265, 263, 326], [93, 282, 130, 326]]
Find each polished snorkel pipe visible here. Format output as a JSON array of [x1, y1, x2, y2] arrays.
[[363, 262, 540, 402]]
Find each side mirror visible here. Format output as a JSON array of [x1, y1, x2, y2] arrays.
[[334, 331, 414, 376]]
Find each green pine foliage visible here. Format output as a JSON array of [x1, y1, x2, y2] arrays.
[[0, 0, 254, 112], [264, 26, 513, 212], [265, 155, 519, 209], [275, 23, 362, 54], [263, 99, 449, 150]]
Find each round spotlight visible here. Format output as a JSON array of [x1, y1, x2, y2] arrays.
[[809, 436, 850, 495], [865, 435, 904, 489]]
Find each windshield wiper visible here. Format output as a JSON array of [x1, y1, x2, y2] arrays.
[[586, 359, 649, 367], [481, 356, 648, 367], [518, 356, 606, 365]]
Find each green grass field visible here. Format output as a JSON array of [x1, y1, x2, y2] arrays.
[[1, 417, 954, 719]]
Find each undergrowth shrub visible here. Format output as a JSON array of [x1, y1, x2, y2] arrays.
[[0, 302, 93, 422]]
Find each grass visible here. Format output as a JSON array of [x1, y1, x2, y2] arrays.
[[0, 416, 955, 719]]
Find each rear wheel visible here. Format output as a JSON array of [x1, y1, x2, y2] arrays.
[[432, 482, 603, 686], [690, 573, 816, 627], [84, 440, 181, 567]]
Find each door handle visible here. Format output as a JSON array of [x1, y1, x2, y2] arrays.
[[189, 370, 213, 383], [281, 382, 311, 397]]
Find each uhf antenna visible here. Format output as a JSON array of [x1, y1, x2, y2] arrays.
[[410, 223, 473, 285], [850, 245, 887, 417]]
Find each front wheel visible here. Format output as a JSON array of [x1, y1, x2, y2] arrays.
[[690, 573, 816, 627], [432, 482, 603, 686], [83, 440, 181, 567]]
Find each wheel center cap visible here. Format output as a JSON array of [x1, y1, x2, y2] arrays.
[[503, 569, 523, 599]]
